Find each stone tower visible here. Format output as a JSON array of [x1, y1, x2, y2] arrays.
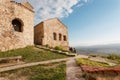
[[0, 0, 34, 51]]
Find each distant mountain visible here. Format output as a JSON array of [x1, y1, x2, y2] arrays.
[[75, 43, 120, 55]]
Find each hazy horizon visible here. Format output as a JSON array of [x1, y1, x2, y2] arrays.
[[72, 42, 120, 47], [73, 42, 120, 47]]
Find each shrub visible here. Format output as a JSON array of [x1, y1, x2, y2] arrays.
[[55, 46, 64, 51], [107, 54, 120, 61], [54, 46, 70, 53], [45, 44, 49, 48], [89, 54, 97, 57]]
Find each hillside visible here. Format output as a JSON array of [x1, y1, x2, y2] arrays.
[[0, 46, 72, 80], [76, 43, 120, 55], [0, 46, 68, 62]]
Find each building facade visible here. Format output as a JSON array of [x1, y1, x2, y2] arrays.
[[0, 0, 34, 51], [34, 18, 69, 50]]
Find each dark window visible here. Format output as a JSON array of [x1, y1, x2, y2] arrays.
[[53, 32, 57, 40], [59, 33, 62, 41], [63, 35, 67, 41], [12, 19, 23, 32]]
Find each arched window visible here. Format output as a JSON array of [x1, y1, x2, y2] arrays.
[[53, 32, 57, 40], [12, 18, 23, 32], [63, 35, 67, 41], [59, 33, 62, 41]]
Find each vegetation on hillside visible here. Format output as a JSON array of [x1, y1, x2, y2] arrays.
[[0, 46, 68, 62], [88, 54, 100, 57], [106, 54, 120, 63], [76, 58, 110, 67], [107, 54, 120, 60], [0, 62, 66, 80]]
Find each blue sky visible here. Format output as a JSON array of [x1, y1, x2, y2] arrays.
[[15, 0, 120, 46], [62, 0, 120, 46]]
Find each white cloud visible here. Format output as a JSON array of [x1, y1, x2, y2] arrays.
[[15, 0, 89, 25]]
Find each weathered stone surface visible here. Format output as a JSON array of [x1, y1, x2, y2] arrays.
[[34, 18, 69, 50], [0, 0, 34, 51]]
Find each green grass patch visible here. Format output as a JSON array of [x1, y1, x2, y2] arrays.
[[0, 46, 68, 62], [76, 58, 110, 67], [1, 62, 66, 80]]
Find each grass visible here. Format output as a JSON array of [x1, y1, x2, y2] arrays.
[[76, 58, 110, 67], [0, 46, 68, 62], [0, 62, 66, 80]]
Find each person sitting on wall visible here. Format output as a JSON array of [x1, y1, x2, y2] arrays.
[[73, 48, 77, 53], [69, 47, 77, 53]]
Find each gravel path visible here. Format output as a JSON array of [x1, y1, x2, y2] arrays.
[[66, 55, 87, 80]]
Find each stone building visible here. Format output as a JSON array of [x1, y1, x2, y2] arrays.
[[34, 18, 69, 50], [0, 0, 34, 51]]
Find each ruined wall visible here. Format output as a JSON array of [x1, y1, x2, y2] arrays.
[[0, 0, 34, 51], [43, 18, 69, 50]]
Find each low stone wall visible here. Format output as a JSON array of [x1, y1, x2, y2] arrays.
[[81, 65, 120, 80]]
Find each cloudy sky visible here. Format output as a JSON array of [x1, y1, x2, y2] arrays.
[[15, 0, 120, 46], [15, 0, 88, 25]]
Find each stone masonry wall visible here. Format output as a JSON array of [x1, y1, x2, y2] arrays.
[[34, 22, 44, 45], [0, 0, 34, 51], [43, 18, 69, 50]]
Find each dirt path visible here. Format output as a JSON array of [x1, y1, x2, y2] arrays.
[[66, 58, 86, 80]]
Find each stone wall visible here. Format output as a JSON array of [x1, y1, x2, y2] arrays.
[[34, 22, 44, 45], [0, 0, 34, 51], [34, 18, 69, 50], [87, 72, 120, 80]]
